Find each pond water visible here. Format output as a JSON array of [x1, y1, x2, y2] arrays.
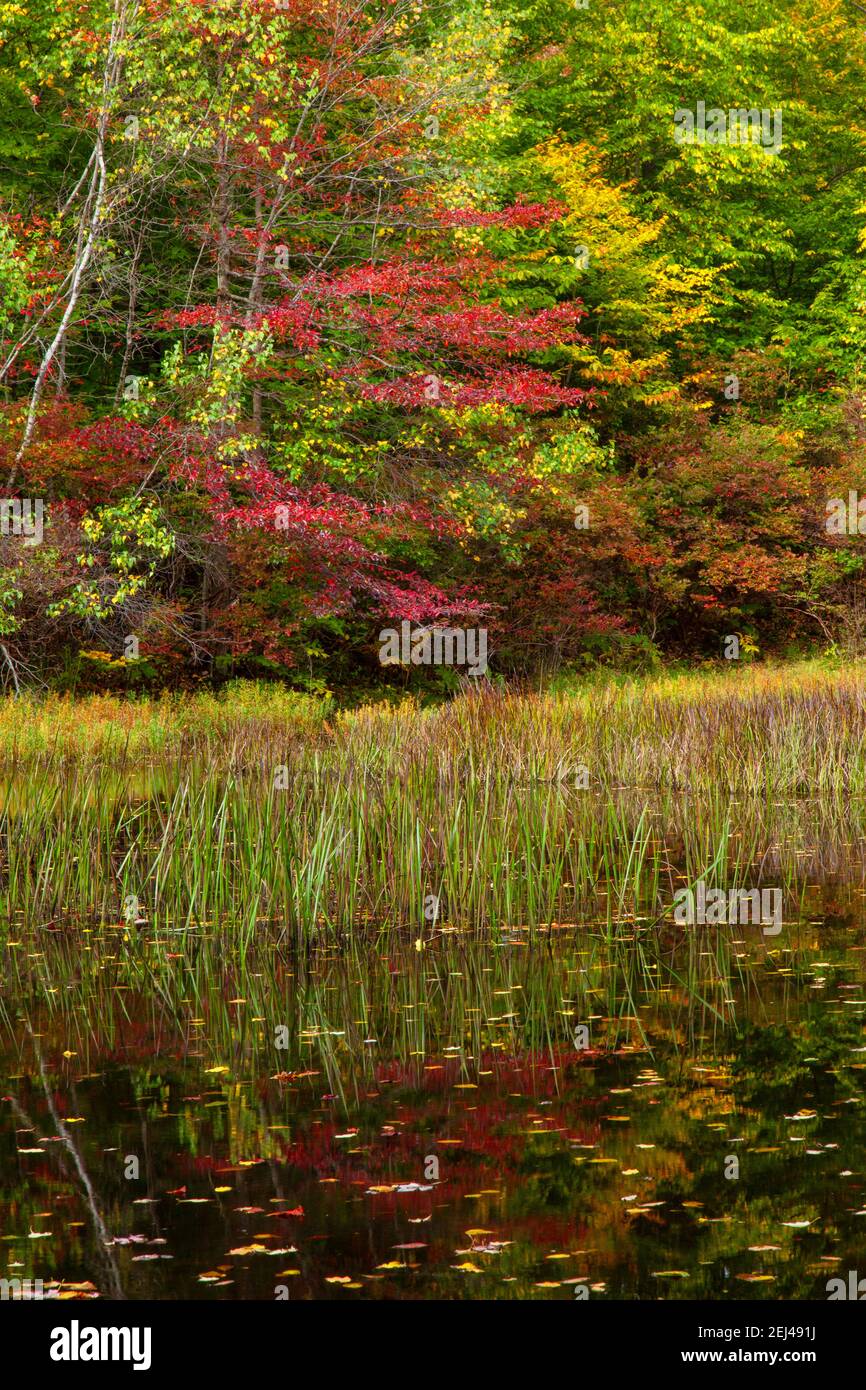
[[3, 889, 866, 1301]]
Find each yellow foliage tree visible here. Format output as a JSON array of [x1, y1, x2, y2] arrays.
[[537, 138, 719, 408]]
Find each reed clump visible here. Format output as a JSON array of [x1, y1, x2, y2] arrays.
[[0, 661, 863, 938]]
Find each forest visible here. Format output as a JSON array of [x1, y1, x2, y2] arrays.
[[2, 0, 864, 698]]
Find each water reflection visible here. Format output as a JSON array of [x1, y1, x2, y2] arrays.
[[2, 895, 865, 1300]]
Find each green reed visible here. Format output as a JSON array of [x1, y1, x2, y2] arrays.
[[2, 662, 866, 942]]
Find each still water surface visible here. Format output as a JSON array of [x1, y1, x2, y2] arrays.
[[2, 888, 866, 1300]]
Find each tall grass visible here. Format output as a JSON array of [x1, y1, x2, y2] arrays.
[[1, 661, 863, 938]]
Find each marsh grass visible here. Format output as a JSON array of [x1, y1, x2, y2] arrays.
[[0, 660, 864, 942]]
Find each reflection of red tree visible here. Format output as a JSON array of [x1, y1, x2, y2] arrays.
[[274, 1047, 603, 1196], [9, 1035, 612, 1279]]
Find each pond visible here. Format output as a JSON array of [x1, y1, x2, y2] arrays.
[[3, 881, 865, 1301]]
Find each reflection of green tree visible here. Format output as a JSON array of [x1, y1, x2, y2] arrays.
[[511, 1145, 599, 1210], [732, 1014, 865, 1110]]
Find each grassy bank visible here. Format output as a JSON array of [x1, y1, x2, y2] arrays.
[[0, 658, 864, 790]]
